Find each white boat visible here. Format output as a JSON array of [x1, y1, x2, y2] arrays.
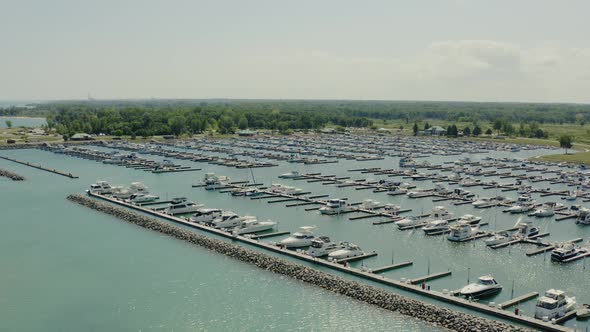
[[279, 226, 316, 248], [447, 224, 479, 242], [306, 237, 346, 257], [514, 220, 540, 238], [576, 209, 590, 225], [382, 204, 402, 215], [269, 183, 303, 195], [504, 194, 536, 214], [278, 171, 300, 179], [534, 289, 576, 320], [164, 197, 204, 215], [576, 304, 590, 319], [201, 173, 230, 190], [422, 219, 449, 234], [210, 213, 252, 228], [457, 214, 482, 225], [111, 182, 150, 199], [232, 219, 277, 235], [361, 199, 381, 210], [189, 208, 223, 224], [89, 181, 115, 194], [328, 242, 364, 260], [459, 275, 503, 298], [319, 199, 351, 215], [127, 192, 159, 204], [529, 202, 559, 217], [395, 216, 422, 228], [484, 231, 514, 246], [472, 197, 493, 208]]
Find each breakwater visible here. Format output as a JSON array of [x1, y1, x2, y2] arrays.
[[0, 168, 25, 180], [67, 193, 531, 332]]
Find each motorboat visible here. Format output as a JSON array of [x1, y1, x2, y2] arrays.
[[232, 219, 277, 235], [278, 226, 316, 248], [395, 216, 422, 228], [576, 209, 590, 225], [269, 183, 303, 195], [534, 289, 576, 320], [306, 237, 346, 257], [551, 242, 587, 262], [202, 173, 230, 190], [211, 213, 254, 229], [387, 187, 408, 195], [361, 199, 381, 210], [89, 181, 115, 195], [422, 219, 449, 235], [428, 206, 453, 221], [514, 220, 540, 238], [111, 182, 150, 199], [407, 189, 433, 198], [472, 197, 493, 208], [189, 208, 223, 224], [447, 224, 479, 242], [484, 231, 514, 246], [327, 242, 364, 260], [457, 214, 482, 225], [528, 202, 559, 217], [504, 194, 536, 214], [278, 171, 300, 179], [127, 192, 159, 204], [382, 204, 402, 215], [576, 304, 590, 320], [319, 199, 351, 215], [459, 275, 503, 298], [163, 197, 204, 215]]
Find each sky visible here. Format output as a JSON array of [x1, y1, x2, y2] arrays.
[[1, 0, 589, 103]]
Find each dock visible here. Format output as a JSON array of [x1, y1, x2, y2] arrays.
[[371, 261, 413, 274], [409, 271, 452, 284], [0, 155, 78, 178], [498, 292, 539, 309], [251, 231, 290, 240], [335, 252, 378, 263]]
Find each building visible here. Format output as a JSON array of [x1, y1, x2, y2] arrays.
[[70, 133, 93, 141], [237, 129, 257, 137], [423, 126, 446, 136]]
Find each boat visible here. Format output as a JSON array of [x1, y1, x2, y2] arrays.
[[528, 202, 559, 217], [127, 192, 159, 204], [306, 237, 346, 257], [504, 194, 536, 214], [278, 171, 300, 179], [576, 304, 590, 320], [211, 213, 254, 229], [534, 289, 576, 320], [278, 226, 316, 248], [163, 197, 204, 215], [472, 197, 493, 208], [319, 199, 351, 215], [382, 204, 402, 215], [576, 209, 590, 225], [232, 219, 277, 235], [387, 187, 408, 195], [459, 275, 503, 298], [422, 219, 449, 234], [514, 220, 540, 238], [551, 242, 587, 262], [484, 231, 513, 246], [361, 199, 381, 210], [457, 214, 482, 225], [111, 182, 150, 199], [189, 208, 223, 224], [395, 215, 422, 228], [201, 173, 230, 190], [447, 224, 480, 242], [328, 242, 364, 260], [89, 181, 115, 194]]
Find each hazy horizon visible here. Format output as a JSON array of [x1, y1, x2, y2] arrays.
[[2, 0, 589, 103]]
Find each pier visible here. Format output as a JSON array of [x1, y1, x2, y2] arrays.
[[0, 155, 78, 178], [498, 292, 539, 309]]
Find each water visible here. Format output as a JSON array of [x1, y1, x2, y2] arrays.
[[0, 148, 440, 331], [0, 117, 46, 128]]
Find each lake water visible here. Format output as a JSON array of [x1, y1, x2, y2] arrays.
[[1, 143, 588, 331], [0, 116, 46, 128]]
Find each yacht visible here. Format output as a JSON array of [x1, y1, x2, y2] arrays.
[[232, 219, 277, 235], [447, 224, 479, 242], [202, 173, 230, 190], [211, 213, 254, 229], [395, 216, 422, 228], [111, 182, 150, 199], [361, 199, 381, 210], [484, 231, 514, 246], [127, 192, 159, 204], [278, 226, 316, 248], [534, 289, 576, 320], [529, 202, 559, 217], [163, 197, 204, 215], [89, 181, 115, 195], [457, 214, 482, 225], [576, 209, 590, 225], [472, 197, 493, 208], [189, 208, 223, 224], [328, 242, 364, 260], [576, 304, 590, 319], [422, 219, 450, 234], [514, 220, 540, 238], [459, 275, 503, 298], [319, 199, 351, 215], [504, 194, 536, 214], [551, 242, 587, 262], [306, 237, 346, 257], [278, 171, 300, 179], [382, 204, 402, 215]]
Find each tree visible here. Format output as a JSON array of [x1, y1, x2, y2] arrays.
[[237, 115, 248, 130], [424, 122, 430, 130], [413, 122, 418, 136], [493, 119, 503, 135], [473, 125, 482, 136], [218, 116, 236, 134], [485, 128, 493, 135], [559, 135, 573, 154], [463, 126, 471, 136], [5, 120, 12, 128], [168, 115, 186, 136]]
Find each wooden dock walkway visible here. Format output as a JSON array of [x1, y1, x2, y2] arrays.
[[371, 261, 413, 274], [498, 292, 539, 309], [409, 271, 452, 284], [0, 155, 78, 178]]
